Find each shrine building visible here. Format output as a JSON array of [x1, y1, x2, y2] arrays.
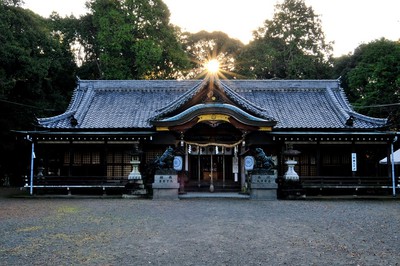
[[18, 76, 398, 198]]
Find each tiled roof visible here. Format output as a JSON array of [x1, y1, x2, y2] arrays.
[[151, 79, 273, 121], [38, 79, 388, 130]]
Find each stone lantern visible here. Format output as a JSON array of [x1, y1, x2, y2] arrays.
[[127, 144, 147, 197], [283, 149, 301, 181]]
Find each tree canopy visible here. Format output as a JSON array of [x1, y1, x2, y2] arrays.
[[0, 0, 76, 127], [0, 0, 77, 183], [333, 38, 400, 129], [55, 0, 191, 80], [236, 0, 333, 79], [180, 30, 244, 79]]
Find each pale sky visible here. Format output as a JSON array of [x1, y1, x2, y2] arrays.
[[23, 0, 400, 57]]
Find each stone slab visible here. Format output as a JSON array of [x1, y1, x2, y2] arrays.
[[250, 189, 277, 200], [154, 174, 178, 184], [250, 174, 277, 189], [152, 188, 179, 200]]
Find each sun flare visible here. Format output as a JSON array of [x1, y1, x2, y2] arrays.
[[205, 59, 220, 74]]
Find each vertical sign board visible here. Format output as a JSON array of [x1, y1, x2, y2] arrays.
[[351, 153, 357, 172], [232, 156, 239, 182], [232, 156, 239, 173]]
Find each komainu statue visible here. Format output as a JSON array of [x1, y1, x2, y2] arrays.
[[153, 147, 174, 169], [254, 148, 275, 172]]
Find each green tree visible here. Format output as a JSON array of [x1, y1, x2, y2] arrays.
[[59, 0, 190, 80], [49, 12, 103, 79], [1, 0, 21, 6], [0, 1, 76, 123], [181, 31, 244, 79], [333, 38, 400, 129], [237, 0, 333, 79], [0, 0, 77, 183]]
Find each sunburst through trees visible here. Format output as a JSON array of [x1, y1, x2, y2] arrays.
[[181, 31, 244, 79]]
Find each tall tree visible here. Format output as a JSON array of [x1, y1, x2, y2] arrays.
[[181, 31, 244, 79], [333, 38, 400, 129], [0, 0, 77, 184], [0, 1, 76, 124], [237, 0, 333, 79], [59, 0, 190, 80]]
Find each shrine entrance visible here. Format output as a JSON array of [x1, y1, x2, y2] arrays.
[[149, 78, 278, 192], [186, 145, 240, 192], [182, 122, 243, 192]]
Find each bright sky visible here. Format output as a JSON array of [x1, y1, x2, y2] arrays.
[[23, 0, 400, 57]]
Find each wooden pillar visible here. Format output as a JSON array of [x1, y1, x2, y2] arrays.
[[68, 140, 73, 177], [387, 143, 392, 178], [102, 141, 108, 178], [316, 141, 321, 176]]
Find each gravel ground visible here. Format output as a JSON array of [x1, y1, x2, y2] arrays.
[[0, 188, 400, 265]]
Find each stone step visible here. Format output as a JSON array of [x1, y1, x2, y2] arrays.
[[179, 192, 250, 199]]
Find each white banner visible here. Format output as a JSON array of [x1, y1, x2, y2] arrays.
[[351, 153, 357, 172]]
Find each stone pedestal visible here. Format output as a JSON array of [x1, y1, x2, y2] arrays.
[[152, 174, 179, 200], [250, 172, 277, 200]]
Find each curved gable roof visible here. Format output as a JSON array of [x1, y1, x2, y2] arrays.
[[151, 103, 277, 131], [150, 78, 274, 121]]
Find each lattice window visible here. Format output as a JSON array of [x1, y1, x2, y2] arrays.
[[124, 154, 130, 164], [82, 152, 91, 164], [106, 150, 131, 178], [107, 165, 113, 177], [74, 153, 82, 165], [342, 155, 350, 164], [114, 152, 122, 163], [297, 153, 317, 176], [64, 152, 70, 165], [145, 148, 164, 164], [68, 151, 100, 165], [113, 166, 122, 177], [107, 153, 113, 164], [123, 165, 131, 176], [322, 154, 331, 165], [331, 155, 340, 164], [322, 153, 350, 166], [92, 152, 100, 164]]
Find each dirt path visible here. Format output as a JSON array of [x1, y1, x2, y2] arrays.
[[1, 191, 400, 265]]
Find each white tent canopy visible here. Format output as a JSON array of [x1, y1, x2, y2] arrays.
[[379, 149, 400, 165]]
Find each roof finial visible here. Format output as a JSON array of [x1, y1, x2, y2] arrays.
[[337, 76, 342, 86]]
